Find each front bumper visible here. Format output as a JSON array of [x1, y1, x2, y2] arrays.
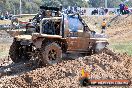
[[95, 41, 108, 52]]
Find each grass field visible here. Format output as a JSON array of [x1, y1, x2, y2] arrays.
[[109, 42, 132, 56], [0, 51, 9, 58], [0, 43, 11, 58]]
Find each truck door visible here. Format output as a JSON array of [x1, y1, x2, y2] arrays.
[[65, 15, 90, 51]]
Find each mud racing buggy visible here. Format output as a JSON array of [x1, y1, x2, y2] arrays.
[[8, 6, 108, 66]]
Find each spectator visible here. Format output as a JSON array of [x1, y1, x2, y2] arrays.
[[101, 18, 107, 33], [96, 8, 98, 14], [104, 8, 108, 15], [99, 7, 105, 15], [84, 9, 86, 13], [74, 4, 77, 12], [5, 11, 9, 19], [119, 2, 125, 15], [0, 14, 4, 20], [124, 5, 129, 14], [5, 15, 8, 19], [9, 14, 13, 20], [91, 8, 98, 15]]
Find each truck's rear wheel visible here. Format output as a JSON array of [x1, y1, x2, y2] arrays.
[[9, 40, 31, 63], [41, 42, 62, 65]]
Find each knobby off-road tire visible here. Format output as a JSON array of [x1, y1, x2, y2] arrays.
[[9, 40, 31, 63], [41, 42, 62, 66]]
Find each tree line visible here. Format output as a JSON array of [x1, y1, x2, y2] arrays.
[[0, 0, 132, 15]]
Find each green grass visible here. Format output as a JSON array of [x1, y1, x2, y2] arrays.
[[0, 51, 9, 58], [0, 44, 11, 58], [109, 42, 132, 56]]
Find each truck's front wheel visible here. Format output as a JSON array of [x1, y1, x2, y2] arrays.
[[41, 42, 62, 65]]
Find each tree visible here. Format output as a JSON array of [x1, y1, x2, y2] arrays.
[[0, 0, 131, 15], [0, 0, 6, 14], [88, 0, 101, 7], [42, 0, 61, 7]]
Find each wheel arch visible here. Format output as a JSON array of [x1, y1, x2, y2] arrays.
[[33, 37, 68, 53], [42, 38, 68, 53]]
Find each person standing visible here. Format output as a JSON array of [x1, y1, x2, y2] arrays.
[[101, 19, 107, 33], [124, 5, 129, 14], [119, 2, 125, 15]]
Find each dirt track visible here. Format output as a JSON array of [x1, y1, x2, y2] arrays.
[[0, 15, 132, 87], [84, 15, 132, 42], [0, 53, 131, 88]]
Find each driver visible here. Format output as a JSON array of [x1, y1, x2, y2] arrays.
[[43, 10, 55, 34], [45, 10, 52, 17]]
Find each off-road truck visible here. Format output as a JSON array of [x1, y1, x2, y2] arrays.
[[8, 6, 108, 65]]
